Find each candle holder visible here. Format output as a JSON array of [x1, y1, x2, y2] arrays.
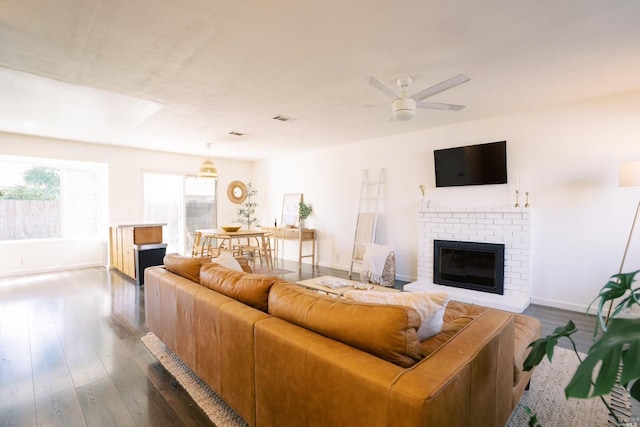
[[525, 192, 530, 208], [514, 190, 520, 208]]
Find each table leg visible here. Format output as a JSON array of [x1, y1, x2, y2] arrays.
[[298, 232, 303, 271]]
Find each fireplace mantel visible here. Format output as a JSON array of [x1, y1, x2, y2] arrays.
[[405, 206, 532, 312]]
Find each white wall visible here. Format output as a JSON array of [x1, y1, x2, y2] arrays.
[[255, 90, 640, 313], [0, 132, 252, 276]]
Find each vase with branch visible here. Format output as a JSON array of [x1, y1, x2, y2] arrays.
[[233, 182, 260, 229]]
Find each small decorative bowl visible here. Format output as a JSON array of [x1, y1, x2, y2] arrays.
[[221, 226, 241, 232]]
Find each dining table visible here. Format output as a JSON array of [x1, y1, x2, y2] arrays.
[[196, 228, 272, 271]]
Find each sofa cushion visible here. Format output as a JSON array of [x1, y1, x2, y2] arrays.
[[199, 265, 284, 312], [418, 301, 491, 355], [421, 316, 474, 355], [268, 283, 425, 368], [443, 300, 489, 322], [344, 290, 450, 340], [513, 314, 542, 385], [163, 253, 211, 282]]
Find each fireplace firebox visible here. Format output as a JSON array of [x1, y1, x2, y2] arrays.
[[433, 240, 505, 295]]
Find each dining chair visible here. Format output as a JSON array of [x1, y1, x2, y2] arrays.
[[238, 234, 273, 268], [188, 231, 205, 257]]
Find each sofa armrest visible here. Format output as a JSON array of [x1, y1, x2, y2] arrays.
[[388, 309, 515, 427]]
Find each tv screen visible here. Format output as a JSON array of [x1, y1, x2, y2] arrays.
[[434, 141, 507, 187]]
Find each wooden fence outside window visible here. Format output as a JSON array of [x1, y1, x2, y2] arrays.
[[0, 200, 61, 240]]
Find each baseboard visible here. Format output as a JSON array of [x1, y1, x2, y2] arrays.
[[394, 273, 415, 283], [0, 262, 104, 279], [311, 261, 410, 281], [530, 296, 598, 315], [318, 261, 352, 273]]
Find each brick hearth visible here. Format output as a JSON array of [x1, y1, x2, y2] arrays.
[[404, 207, 532, 312]]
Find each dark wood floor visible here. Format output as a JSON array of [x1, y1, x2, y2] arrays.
[[0, 261, 597, 426]]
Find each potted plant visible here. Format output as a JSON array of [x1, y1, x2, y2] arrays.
[[523, 270, 640, 424], [298, 201, 312, 229], [233, 182, 260, 229]]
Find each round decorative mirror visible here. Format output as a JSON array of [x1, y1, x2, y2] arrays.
[[227, 181, 248, 204]]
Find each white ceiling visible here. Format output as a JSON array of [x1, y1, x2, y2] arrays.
[[0, 0, 639, 161]]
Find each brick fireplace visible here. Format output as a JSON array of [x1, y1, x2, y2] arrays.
[[404, 207, 531, 312]]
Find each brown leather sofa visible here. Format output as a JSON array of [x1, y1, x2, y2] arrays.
[[144, 255, 540, 427]]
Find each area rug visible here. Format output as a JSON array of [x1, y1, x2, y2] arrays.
[[143, 333, 610, 427], [507, 347, 609, 426]]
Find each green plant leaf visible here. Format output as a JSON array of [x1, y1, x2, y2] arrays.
[[524, 407, 541, 427], [588, 270, 639, 336], [630, 378, 640, 401], [620, 327, 640, 386], [523, 320, 577, 371], [565, 318, 640, 399]]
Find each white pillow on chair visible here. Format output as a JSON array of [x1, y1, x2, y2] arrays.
[[211, 251, 243, 272]]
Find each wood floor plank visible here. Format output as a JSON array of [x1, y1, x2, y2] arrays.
[[34, 388, 88, 427], [0, 399, 38, 427], [523, 303, 597, 354], [131, 346, 214, 426], [76, 377, 137, 427], [30, 322, 68, 388], [107, 352, 185, 427], [30, 322, 87, 426], [0, 298, 37, 426], [61, 334, 111, 389]]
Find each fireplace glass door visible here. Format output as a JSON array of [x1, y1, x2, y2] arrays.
[[433, 240, 505, 294]]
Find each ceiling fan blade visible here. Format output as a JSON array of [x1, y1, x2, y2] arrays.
[[409, 74, 470, 102], [368, 75, 398, 100], [416, 101, 466, 111]]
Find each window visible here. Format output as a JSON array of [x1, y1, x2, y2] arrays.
[[185, 176, 217, 237], [0, 155, 107, 241], [143, 173, 216, 254]]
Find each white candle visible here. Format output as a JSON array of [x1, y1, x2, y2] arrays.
[[516, 173, 520, 189]]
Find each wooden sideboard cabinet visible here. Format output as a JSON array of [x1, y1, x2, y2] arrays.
[[109, 223, 165, 281]]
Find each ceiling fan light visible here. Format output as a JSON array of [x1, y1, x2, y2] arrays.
[[392, 98, 416, 121], [393, 109, 415, 121], [198, 159, 218, 179]]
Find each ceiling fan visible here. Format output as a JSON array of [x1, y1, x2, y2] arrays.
[[368, 74, 470, 121]]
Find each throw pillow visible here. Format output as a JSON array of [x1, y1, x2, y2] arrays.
[[163, 253, 210, 282], [211, 251, 243, 272], [269, 283, 425, 367], [343, 290, 450, 340], [200, 265, 284, 312]]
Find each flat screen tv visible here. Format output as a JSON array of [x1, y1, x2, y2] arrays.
[[434, 141, 507, 187]]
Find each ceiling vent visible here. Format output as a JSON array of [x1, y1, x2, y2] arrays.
[[272, 114, 296, 122]]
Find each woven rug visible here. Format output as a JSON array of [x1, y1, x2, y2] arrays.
[[143, 333, 611, 427], [507, 347, 609, 426]]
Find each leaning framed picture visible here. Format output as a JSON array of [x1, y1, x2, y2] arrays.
[[281, 193, 302, 227]]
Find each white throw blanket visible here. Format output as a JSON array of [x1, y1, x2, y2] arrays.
[[360, 243, 394, 284]]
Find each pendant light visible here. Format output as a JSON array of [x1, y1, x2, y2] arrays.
[[198, 143, 218, 180]]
